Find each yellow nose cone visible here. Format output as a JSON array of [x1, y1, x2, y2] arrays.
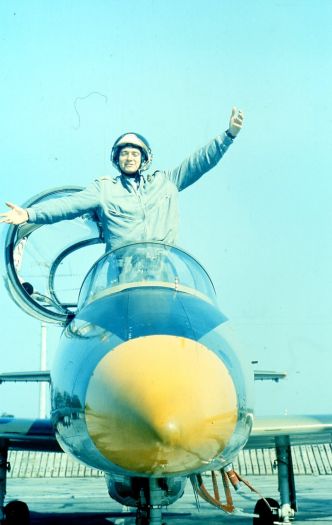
[[85, 335, 237, 475]]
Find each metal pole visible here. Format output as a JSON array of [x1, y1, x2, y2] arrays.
[[39, 322, 47, 419]]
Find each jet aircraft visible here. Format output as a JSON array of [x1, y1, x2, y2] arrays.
[[0, 187, 331, 525]]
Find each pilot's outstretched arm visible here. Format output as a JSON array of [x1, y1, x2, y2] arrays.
[[0, 180, 102, 226], [168, 107, 244, 191]]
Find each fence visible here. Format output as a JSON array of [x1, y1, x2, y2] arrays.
[[7, 444, 332, 478]]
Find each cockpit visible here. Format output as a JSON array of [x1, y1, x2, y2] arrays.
[[78, 242, 217, 309]]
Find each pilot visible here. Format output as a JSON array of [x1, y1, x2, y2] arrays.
[[0, 107, 244, 254]]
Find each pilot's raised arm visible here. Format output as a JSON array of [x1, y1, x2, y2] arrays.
[[168, 107, 244, 191]]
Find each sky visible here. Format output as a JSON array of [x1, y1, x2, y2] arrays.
[[0, 0, 331, 418]]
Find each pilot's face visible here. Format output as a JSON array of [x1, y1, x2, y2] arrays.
[[118, 146, 142, 176]]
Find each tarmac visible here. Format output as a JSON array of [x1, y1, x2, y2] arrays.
[[5, 475, 332, 524]]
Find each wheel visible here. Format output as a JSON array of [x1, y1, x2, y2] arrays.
[[253, 497, 280, 524], [5, 500, 30, 525]]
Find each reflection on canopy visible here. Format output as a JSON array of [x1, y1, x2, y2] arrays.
[[78, 242, 217, 309]]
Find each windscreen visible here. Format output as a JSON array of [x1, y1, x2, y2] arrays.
[[78, 242, 217, 309]]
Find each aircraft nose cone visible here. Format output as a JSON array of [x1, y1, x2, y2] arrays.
[[158, 420, 182, 446], [85, 335, 237, 475]]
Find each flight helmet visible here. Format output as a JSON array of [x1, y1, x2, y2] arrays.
[[111, 132, 152, 172]]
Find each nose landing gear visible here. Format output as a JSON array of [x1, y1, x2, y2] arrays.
[[135, 506, 165, 525]]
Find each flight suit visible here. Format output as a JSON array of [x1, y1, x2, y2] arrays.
[[26, 133, 234, 252]]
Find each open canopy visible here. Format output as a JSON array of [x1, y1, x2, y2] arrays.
[[1, 186, 104, 324]]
